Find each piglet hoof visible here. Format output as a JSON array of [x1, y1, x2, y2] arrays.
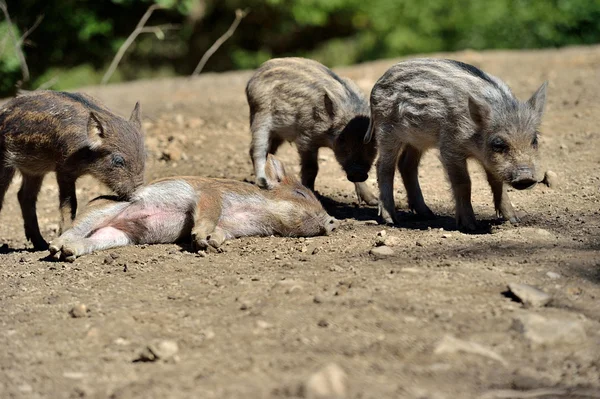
[[192, 236, 209, 252], [508, 216, 520, 225], [207, 229, 227, 249], [457, 220, 478, 233], [256, 176, 273, 190]]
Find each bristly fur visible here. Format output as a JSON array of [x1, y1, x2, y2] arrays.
[[0, 90, 145, 250], [369, 58, 547, 230], [246, 57, 378, 205]]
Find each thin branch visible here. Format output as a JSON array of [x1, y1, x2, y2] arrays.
[[36, 75, 59, 91], [101, 5, 179, 85], [0, 0, 30, 82], [17, 15, 44, 46], [191, 9, 248, 76]]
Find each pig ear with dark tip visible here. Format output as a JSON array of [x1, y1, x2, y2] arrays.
[[468, 95, 492, 128], [87, 112, 105, 149], [527, 82, 548, 119], [264, 155, 291, 187], [129, 101, 142, 130], [323, 91, 335, 120]]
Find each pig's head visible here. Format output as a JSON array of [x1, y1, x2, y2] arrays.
[[87, 102, 146, 199], [263, 155, 338, 237], [469, 82, 547, 190], [333, 115, 377, 183]]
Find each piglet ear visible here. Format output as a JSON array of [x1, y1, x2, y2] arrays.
[[324, 91, 336, 120], [468, 95, 491, 128], [87, 112, 105, 148], [264, 154, 290, 187], [527, 81, 548, 119], [129, 101, 142, 130]]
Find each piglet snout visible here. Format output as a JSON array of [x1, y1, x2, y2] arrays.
[[324, 217, 339, 235]]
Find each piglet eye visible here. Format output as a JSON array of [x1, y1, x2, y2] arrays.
[[294, 189, 308, 199], [490, 137, 508, 153], [112, 155, 125, 168]]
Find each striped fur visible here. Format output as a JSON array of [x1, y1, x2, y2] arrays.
[[368, 58, 547, 230], [246, 57, 378, 205]]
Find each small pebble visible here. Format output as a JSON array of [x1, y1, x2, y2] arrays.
[[546, 271, 561, 280], [370, 245, 394, 259], [103, 255, 114, 265], [317, 319, 329, 328], [69, 304, 88, 318], [542, 170, 558, 188], [507, 283, 551, 308], [136, 340, 179, 362], [313, 295, 324, 304], [304, 363, 347, 399]]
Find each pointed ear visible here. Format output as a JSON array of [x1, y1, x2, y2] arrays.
[[527, 82, 548, 118], [129, 101, 142, 130], [323, 91, 335, 120], [264, 155, 290, 187], [468, 95, 491, 128], [87, 112, 105, 148]]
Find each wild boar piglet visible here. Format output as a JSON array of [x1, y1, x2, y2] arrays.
[[49, 155, 338, 261], [366, 59, 547, 230], [247, 57, 378, 205], [0, 90, 145, 249]]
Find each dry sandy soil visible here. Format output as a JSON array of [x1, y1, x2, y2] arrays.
[[1, 46, 599, 399]]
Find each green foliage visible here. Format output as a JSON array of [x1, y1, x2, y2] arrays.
[[0, 0, 599, 96]]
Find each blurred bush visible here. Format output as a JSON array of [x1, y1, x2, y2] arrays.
[[1, 0, 599, 96]]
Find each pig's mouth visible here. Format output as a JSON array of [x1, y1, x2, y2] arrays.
[[346, 172, 369, 183], [510, 179, 538, 190]]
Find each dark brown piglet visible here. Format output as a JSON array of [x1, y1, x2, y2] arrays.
[[0, 90, 145, 249], [49, 155, 338, 261]]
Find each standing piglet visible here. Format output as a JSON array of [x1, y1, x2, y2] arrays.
[[49, 155, 338, 261], [366, 59, 547, 230], [246, 57, 378, 205], [0, 90, 145, 249]]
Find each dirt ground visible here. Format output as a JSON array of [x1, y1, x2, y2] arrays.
[[1, 46, 599, 399]]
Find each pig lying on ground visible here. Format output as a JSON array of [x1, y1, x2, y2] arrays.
[[365, 59, 547, 231], [0, 90, 145, 250], [49, 155, 338, 261], [246, 57, 378, 206]]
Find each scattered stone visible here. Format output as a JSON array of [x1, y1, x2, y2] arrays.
[[546, 271, 561, 280], [377, 230, 387, 238], [136, 340, 179, 362], [256, 320, 273, 329], [415, 241, 423, 247], [317, 319, 329, 328], [370, 245, 394, 259], [69, 304, 88, 318], [313, 295, 324, 304], [103, 255, 114, 265], [507, 283, 551, 308], [272, 280, 304, 295], [304, 363, 347, 399], [534, 228, 554, 238], [63, 371, 85, 379], [434, 334, 507, 366], [441, 233, 452, 239], [312, 246, 321, 255], [512, 313, 587, 347], [541, 170, 558, 188]]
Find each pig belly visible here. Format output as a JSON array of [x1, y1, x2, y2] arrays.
[[110, 203, 193, 244]]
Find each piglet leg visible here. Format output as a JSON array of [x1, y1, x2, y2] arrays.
[[59, 227, 132, 262], [50, 201, 128, 259]]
